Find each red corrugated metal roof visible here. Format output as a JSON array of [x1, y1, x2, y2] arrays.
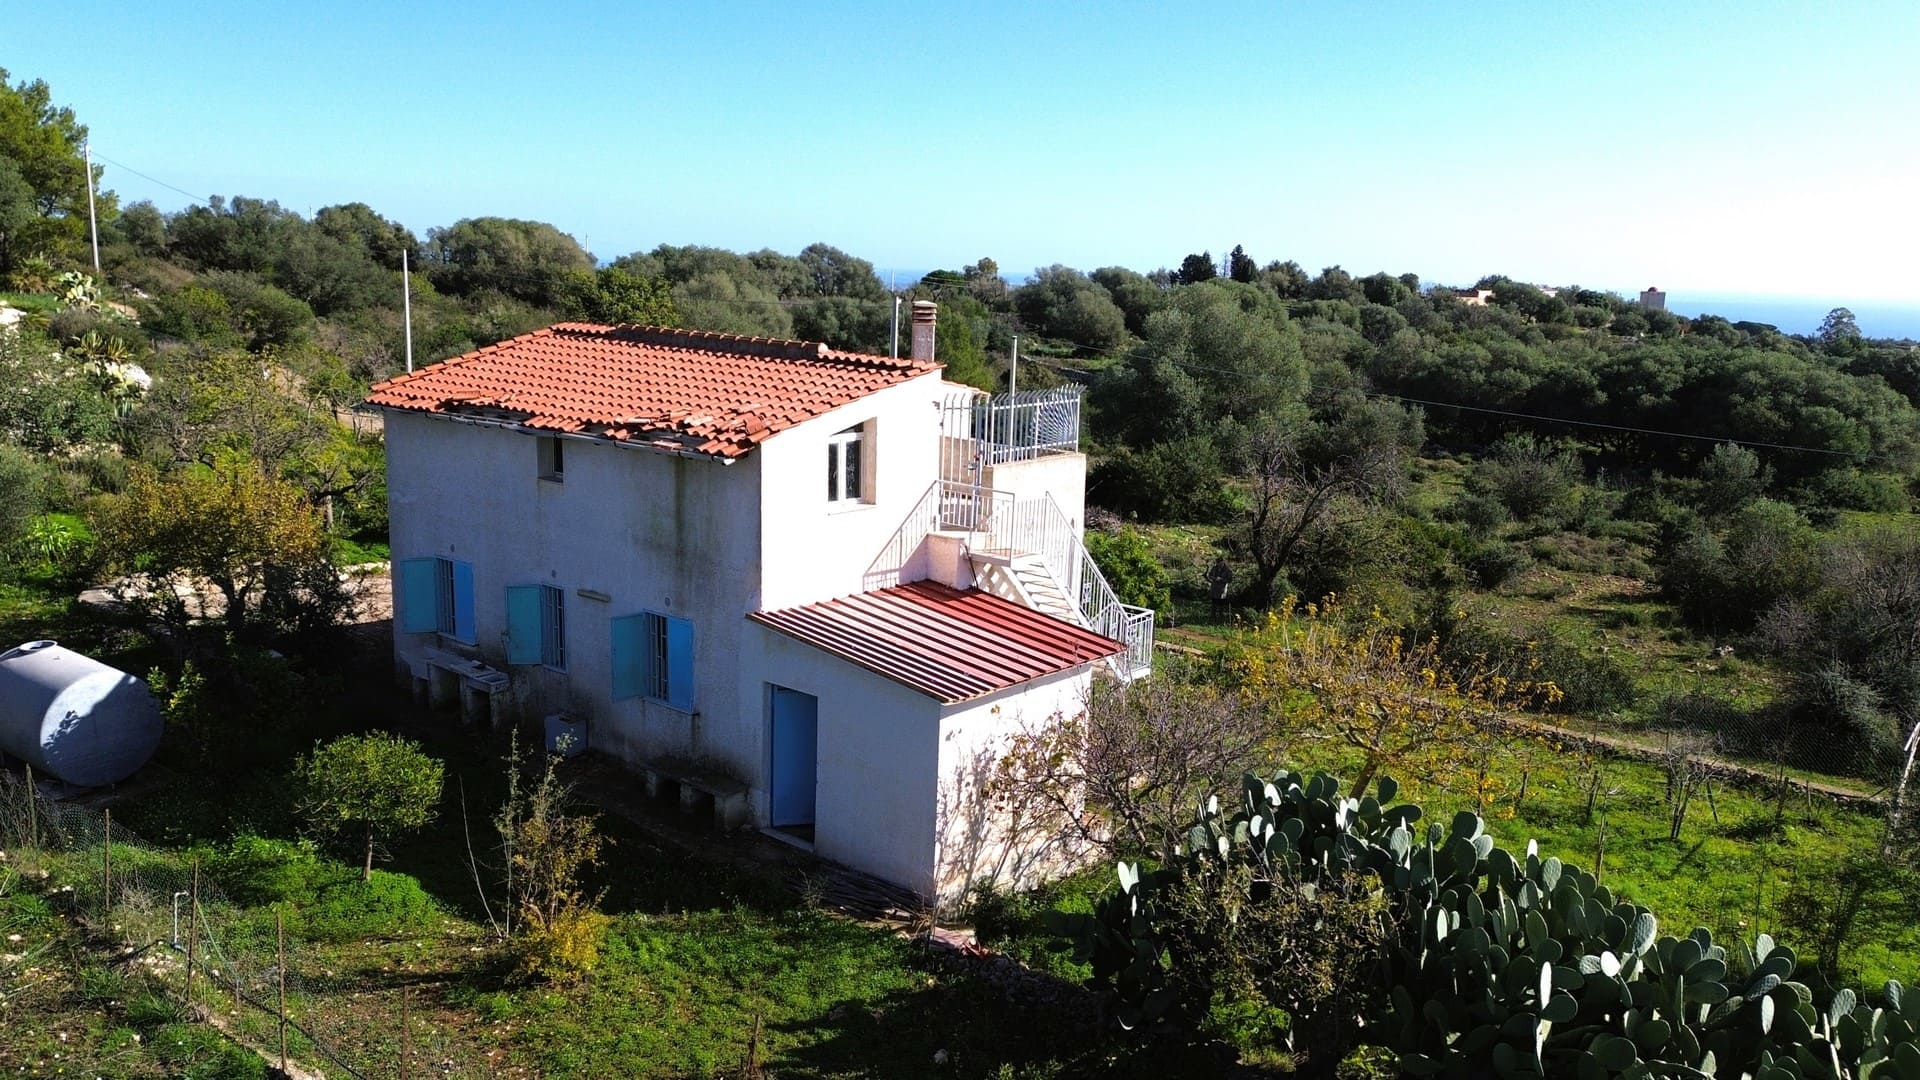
[[363, 323, 939, 459], [748, 581, 1123, 703]]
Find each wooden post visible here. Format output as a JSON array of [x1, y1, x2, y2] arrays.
[[101, 808, 111, 922], [277, 911, 288, 1072], [185, 860, 199, 1009], [1593, 814, 1608, 887], [401, 985, 411, 1080], [23, 764, 35, 862]]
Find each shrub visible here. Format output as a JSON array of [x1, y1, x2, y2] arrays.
[[1442, 491, 1510, 538], [963, 878, 1041, 943], [209, 834, 332, 906], [512, 907, 611, 983], [1084, 526, 1172, 614], [1437, 618, 1633, 714], [1463, 541, 1529, 589], [0, 442, 46, 558], [1089, 438, 1241, 524], [1529, 636, 1636, 714], [1465, 434, 1580, 523], [306, 870, 441, 942], [1696, 442, 1770, 515], [1794, 467, 1912, 513]]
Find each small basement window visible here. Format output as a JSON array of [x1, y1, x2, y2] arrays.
[[826, 423, 867, 504], [538, 436, 565, 481]]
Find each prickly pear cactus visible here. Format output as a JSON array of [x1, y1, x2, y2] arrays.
[[1050, 768, 1920, 1078]]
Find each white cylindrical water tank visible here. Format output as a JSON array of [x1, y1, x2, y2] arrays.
[[0, 640, 163, 787]]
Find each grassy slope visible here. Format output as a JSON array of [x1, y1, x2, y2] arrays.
[[1106, 456, 1918, 986]]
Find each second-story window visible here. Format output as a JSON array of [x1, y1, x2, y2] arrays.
[[538, 436, 564, 482], [827, 423, 865, 503]]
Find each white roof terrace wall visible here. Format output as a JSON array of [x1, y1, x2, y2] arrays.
[[383, 410, 763, 776], [755, 371, 947, 611]]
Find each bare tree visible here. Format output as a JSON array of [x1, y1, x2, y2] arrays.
[[1240, 409, 1409, 606], [988, 678, 1277, 861]]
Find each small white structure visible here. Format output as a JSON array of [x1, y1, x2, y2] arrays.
[[0, 640, 163, 787], [364, 308, 1152, 903]]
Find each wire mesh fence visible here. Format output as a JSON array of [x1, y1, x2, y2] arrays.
[[0, 766, 471, 1079]]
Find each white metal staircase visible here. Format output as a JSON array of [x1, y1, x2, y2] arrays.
[[867, 480, 1155, 681]]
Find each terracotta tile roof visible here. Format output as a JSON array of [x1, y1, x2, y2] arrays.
[[749, 581, 1122, 703], [364, 324, 939, 459]]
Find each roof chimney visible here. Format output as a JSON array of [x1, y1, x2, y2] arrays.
[[909, 301, 938, 363]]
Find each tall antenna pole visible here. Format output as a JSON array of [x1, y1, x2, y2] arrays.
[[889, 271, 899, 359], [1009, 335, 1019, 396], [83, 140, 101, 276], [402, 248, 415, 373]]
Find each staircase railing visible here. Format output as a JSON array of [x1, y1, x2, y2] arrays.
[[864, 480, 1017, 591], [864, 480, 1154, 679], [863, 481, 941, 591], [1001, 493, 1154, 680]]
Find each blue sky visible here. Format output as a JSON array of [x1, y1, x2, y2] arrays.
[[9, 1, 1917, 327]]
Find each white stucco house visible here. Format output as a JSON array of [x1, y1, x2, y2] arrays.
[[363, 303, 1153, 903]]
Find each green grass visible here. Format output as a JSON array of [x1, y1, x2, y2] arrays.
[[328, 535, 389, 565], [0, 290, 59, 315], [1303, 742, 1911, 988]]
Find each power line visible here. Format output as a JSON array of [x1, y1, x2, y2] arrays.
[[91, 152, 211, 206], [1021, 334, 1894, 464]]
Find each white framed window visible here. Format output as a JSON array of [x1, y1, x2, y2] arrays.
[[826, 423, 866, 504], [538, 436, 565, 482]]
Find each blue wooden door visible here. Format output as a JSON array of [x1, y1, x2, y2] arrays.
[[770, 688, 818, 828]]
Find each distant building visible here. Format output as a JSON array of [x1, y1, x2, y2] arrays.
[[1639, 287, 1667, 311], [1451, 284, 1559, 305]]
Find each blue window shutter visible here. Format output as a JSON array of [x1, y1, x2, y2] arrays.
[[666, 617, 695, 711], [504, 585, 542, 664], [610, 614, 644, 700], [396, 559, 439, 634], [451, 560, 476, 642]]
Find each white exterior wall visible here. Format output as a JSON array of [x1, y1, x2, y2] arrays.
[[384, 412, 763, 777], [756, 373, 946, 610], [983, 452, 1088, 537], [743, 624, 943, 893], [932, 667, 1096, 905]]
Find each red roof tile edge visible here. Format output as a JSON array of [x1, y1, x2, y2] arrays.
[[363, 323, 939, 459], [748, 581, 1123, 704]]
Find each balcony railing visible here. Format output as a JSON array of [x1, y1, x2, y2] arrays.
[[940, 388, 1082, 480]]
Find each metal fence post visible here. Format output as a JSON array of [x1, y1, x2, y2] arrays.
[[101, 808, 111, 922], [185, 859, 199, 1009], [277, 911, 289, 1072]]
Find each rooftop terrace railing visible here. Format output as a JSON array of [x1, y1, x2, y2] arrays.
[[939, 388, 1082, 478]]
